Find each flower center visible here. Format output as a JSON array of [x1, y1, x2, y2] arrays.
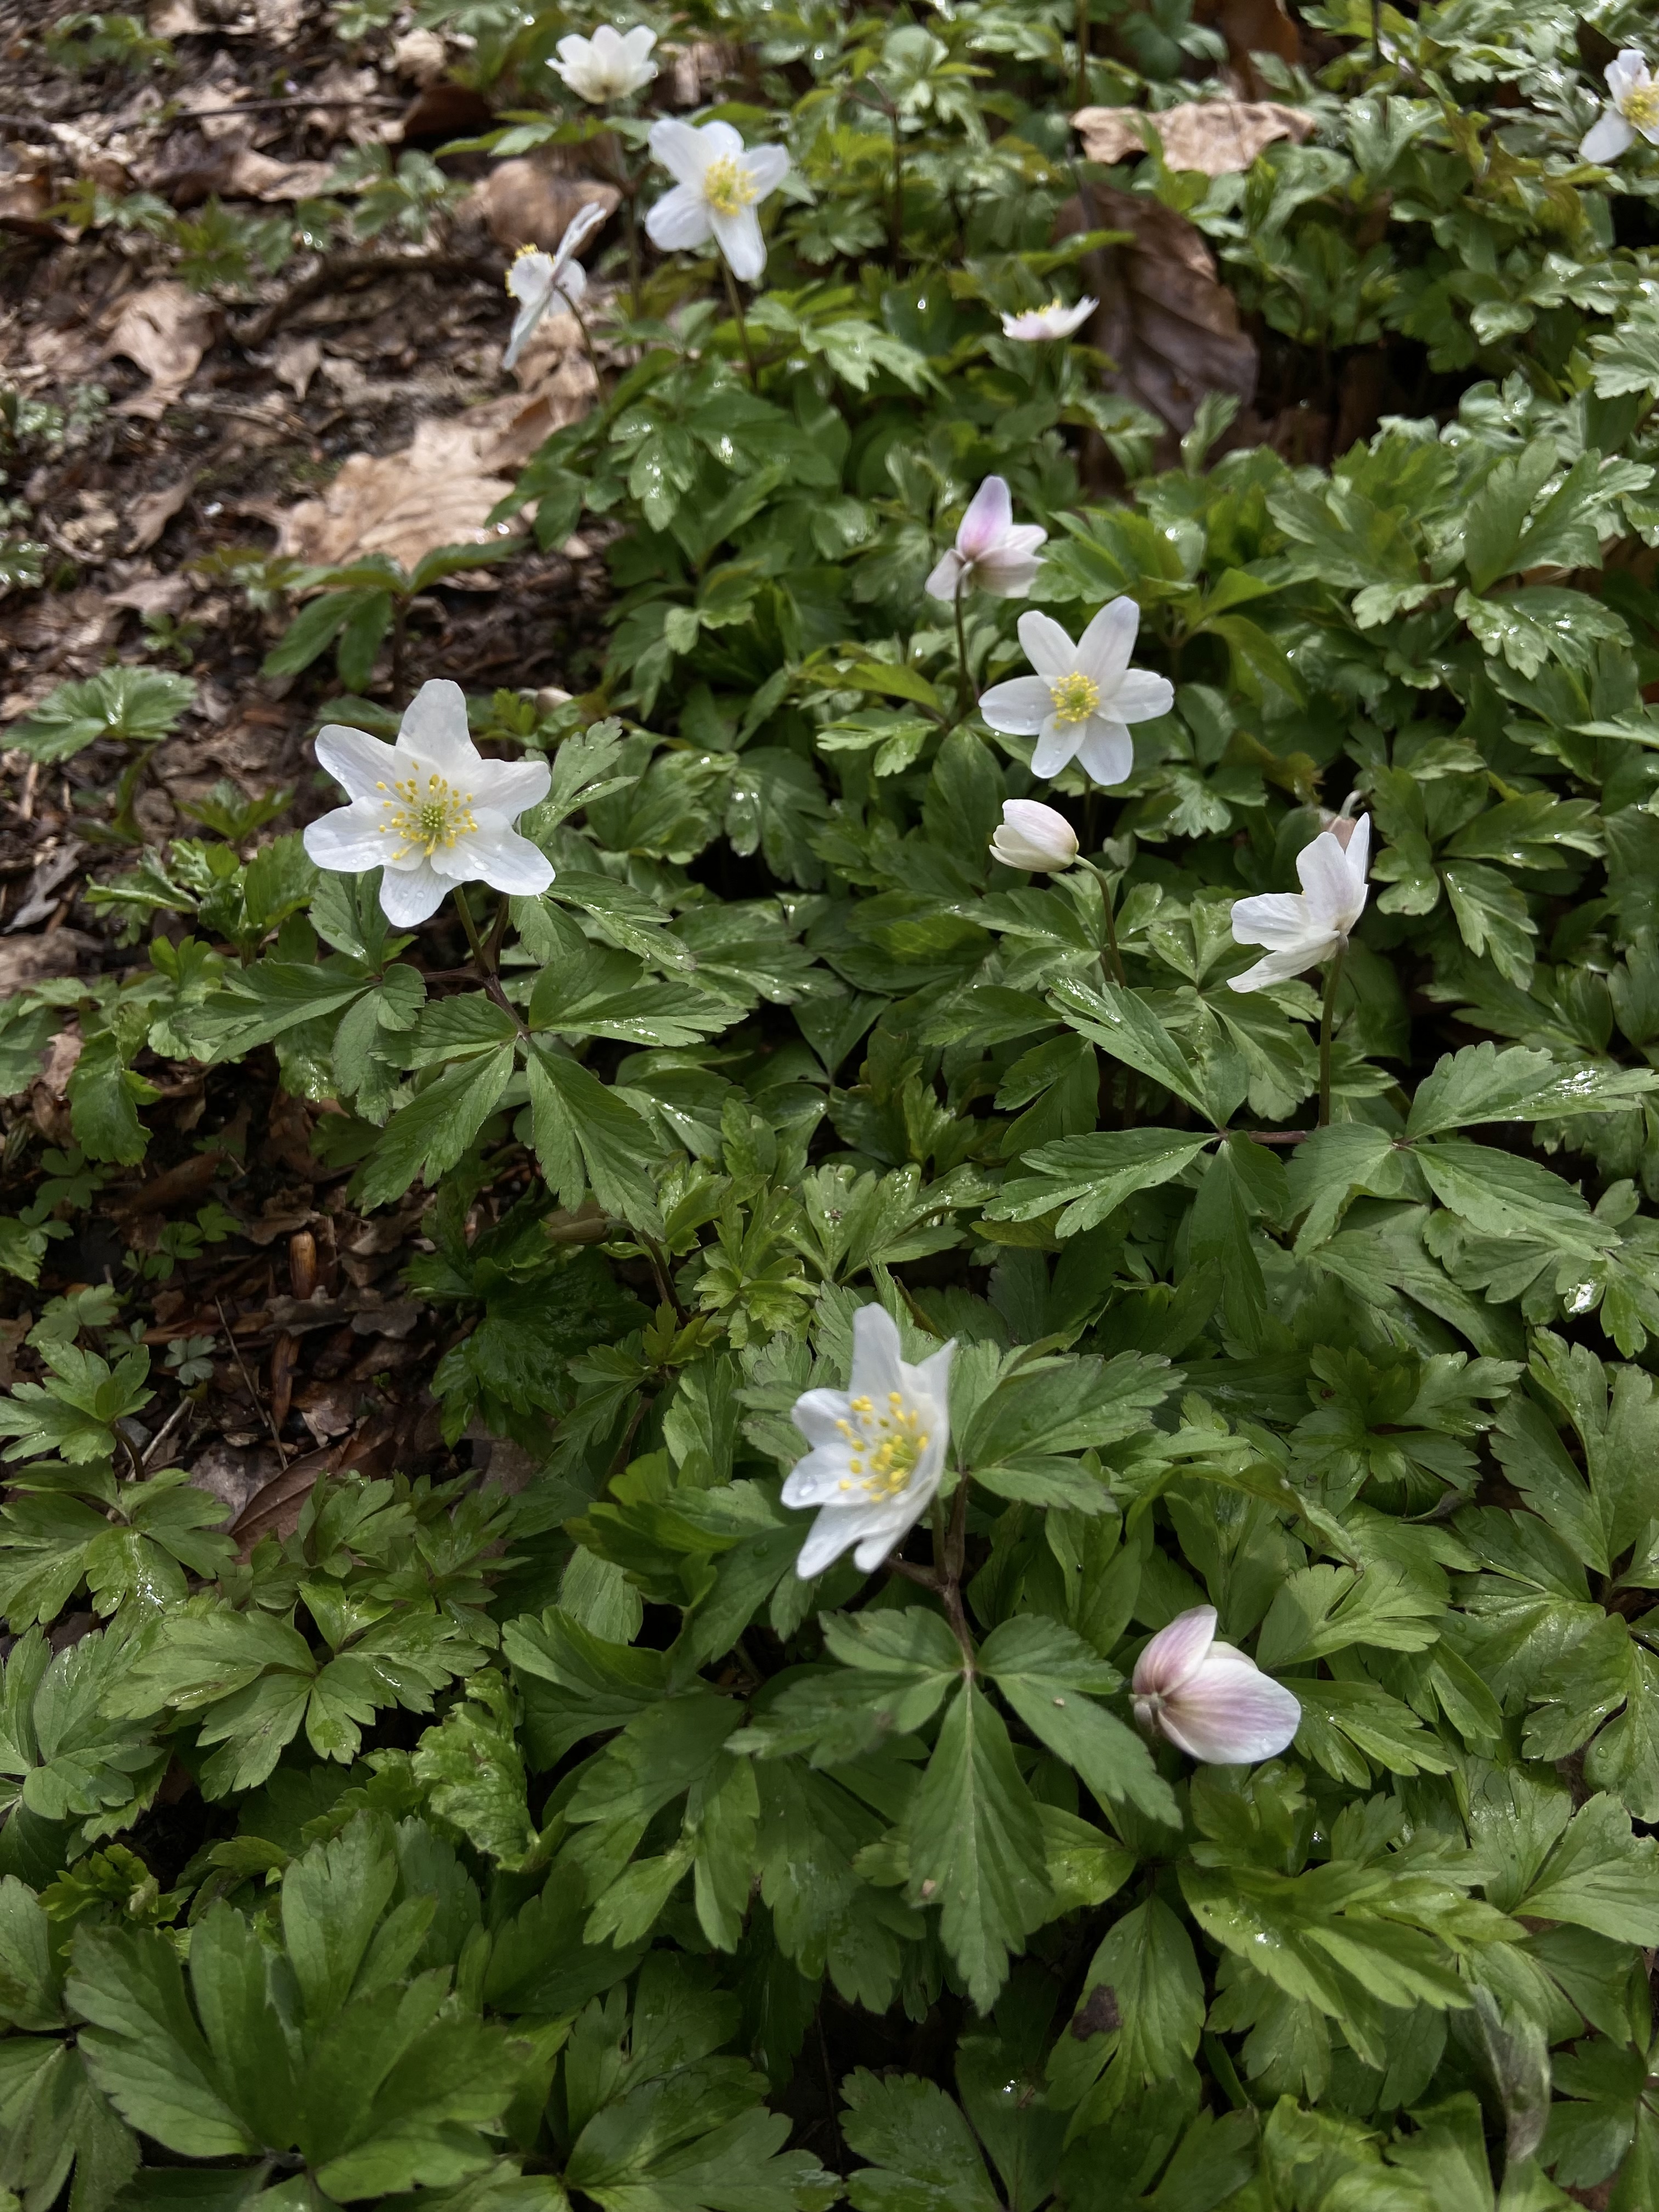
[[378, 770, 477, 860], [837, 1390, 929, 1500], [1624, 82, 1659, 127], [1049, 670, 1100, 724], [703, 155, 758, 216]]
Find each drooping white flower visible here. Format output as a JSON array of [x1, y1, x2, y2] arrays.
[[1001, 296, 1098, 342], [1227, 815, 1370, 993], [303, 679, 553, 929], [989, 799, 1079, 873], [645, 119, 790, 284], [926, 476, 1047, 602], [503, 201, 608, 372], [1132, 1606, 1301, 1764], [551, 22, 658, 104], [978, 601, 1173, 785], [783, 1305, 956, 1578], [1579, 49, 1659, 164]]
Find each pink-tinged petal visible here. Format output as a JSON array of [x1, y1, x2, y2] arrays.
[[1227, 946, 1318, 992], [1108, 668, 1175, 724], [1581, 109, 1635, 162], [646, 183, 712, 253], [792, 1389, 854, 1445], [470, 754, 552, 819], [975, 548, 1043, 599], [924, 548, 966, 601], [957, 476, 1013, 561], [741, 144, 791, 201], [377, 860, 448, 927], [1016, 610, 1079, 681], [710, 205, 766, 283], [979, 674, 1054, 737], [848, 1302, 905, 1403], [1296, 829, 1363, 927], [399, 680, 475, 772], [303, 803, 386, 874], [649, 117, 712, 185], [1074, 719, 1133, 786], [1030, 715, 1081, 778], [1132, 1605, 1217, 1697], [315, 722, 400, 801], [1159, 1654, 1301, 1764], [1075, 596, 1140, 686], [796, 1508, 864, 1578], [1230, 890, 1317, 950]]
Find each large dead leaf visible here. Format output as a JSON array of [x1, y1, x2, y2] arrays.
[[1063, 185, 1257, 439], [1074, 99, 1314, 176], [224, 147, 338, 201], [1197, 0, 1302, 96], [470, 156, 618, 252], [104, 281, 218, 418]]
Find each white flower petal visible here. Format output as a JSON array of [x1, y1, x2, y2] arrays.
[[698, 120, 746, 162], [1229, 890, 1320, 950], [1227, 946, 1318, 992], [1159, 1654, 1301, 1764], [303, 803, 387, 874], [975, 550, 1043, 598], [990, 798, 1078, 871], [1075, 596, 1141, 687], [1133, 1606, 1218, 1697], [924, 548, 966, 601], [913, 1341, 956, 1412], [1074, 720, 1133, 786], [791, 1389, 855, 1446], [710, 205, 765, 282], [506, 251, 555, 307], [470, 754, 552, 819], [741, 144, 791, 202], [648, 117, 713, 185], [956, 476, 1012, 561], [796, 1508, 866, 1578], [646, 181, 713, 253], [848, 1303, 905, 1403], [447, 821, 553, 895], [1607, 49, 1648, 101], [781, 1447, 860, 1506], [398, 680, 475, 771], [1344, 812, 1371, 883], [1108, 668, 1175, 724], [1031, 715, 1082, 778], [1016, 610, 1080, 681], [979, 674, 1054, 737], [314, 723, 400, 802], [1581, 108, 1635, 162], [377, 860, 448, 927], [1296, 827, 1365, 929]]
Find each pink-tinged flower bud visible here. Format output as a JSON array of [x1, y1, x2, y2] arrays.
[[1131, 1605, 1301, 1765], [989, 799, 1079, 873]]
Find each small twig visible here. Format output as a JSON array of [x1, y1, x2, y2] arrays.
[[230, 250, 501, 349], [141, 1393, 194, 1471], [1318, 946, 1346, 1128], [216, 1297, 289, 1468], [159, 95, 408, 120], [638, 1230, 689, 1326]]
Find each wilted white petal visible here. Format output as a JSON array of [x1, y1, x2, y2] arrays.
[[1155, 1651, 1302, 1765], [1132, 1606, 1218, 1699]]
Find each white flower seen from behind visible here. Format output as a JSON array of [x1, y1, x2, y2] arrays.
[[926, 475, 1047, 602], [503, 201, 608, 371], [645, 119, 789, 284], [1132, 1606, 1301, 1764], [1580, 49, 1659, 163], [303, 679, 553, 928], [783, 1305, 956, 1578], [1001, 297, 1097, 342], [989, 799, 1078, 872], [1227, 814, 1370, 992], [978, 601, 1173, 785], [551, 22, 658, 103]]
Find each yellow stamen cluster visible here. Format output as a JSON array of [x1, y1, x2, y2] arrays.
[[1049, 670, 1101, 724], [377, 770, 477, 861], [835, 1389, 929, 1500], [703, 155, 759, 217], [1625, 82, 1659, 128]]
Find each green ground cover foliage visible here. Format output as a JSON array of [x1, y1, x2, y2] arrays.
[[12, 0, 1659, 2204]]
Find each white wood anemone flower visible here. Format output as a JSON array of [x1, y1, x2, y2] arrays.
[[503, 201, 608, 371], [645, 119, 790, 284], [552, 22, 658, 103], [1001, 296, 1097, 341], [1132, 1606, 1301, 1764], [1580, 49, 1659, 163], [978, 601, 1173, 783], [1227, 813, 1370, 992], [925, 475, 1047, 601], [989, 798, 1078, 872], [302, 679, 553, 929], [783, 1305, 956, 1578]]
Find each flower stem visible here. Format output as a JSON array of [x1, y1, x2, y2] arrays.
[[1075, 0, 1089, 111], [454, 884, 526, 1031], [1079, 855, 1126, 986], [1318, 944, 1346, 1128], [953, 574, 973, 720], [569, 297, 607, 398], [721, 260, 759, 386]]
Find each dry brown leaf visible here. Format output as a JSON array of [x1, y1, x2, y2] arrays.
[[1074, 99, 1314, 176], [1197, 0, 1302, 97], [275, 374, 593, 567], [273, 332, 322, 398], [149, 0, 204, 29], [127, 476, 195, 553], [108, 572, 195, 616], [0, 935, 93, 1000], [392, 28, 448, 83], [104, 281, 218, 418], [303, 60, 382, 145], [470, 156, 618, 252], [224, 146, 337, 201], [1063, 184, 1257, 439]]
